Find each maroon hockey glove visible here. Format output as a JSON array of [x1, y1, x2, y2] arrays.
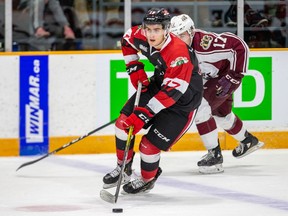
[[127, 61, 149, 91], [121, 107, 153, 135], [216, 72, 241, 97]]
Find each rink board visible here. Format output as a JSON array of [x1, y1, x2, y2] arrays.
[[0, 49, 288, 156], [1, 131, 287, 156]]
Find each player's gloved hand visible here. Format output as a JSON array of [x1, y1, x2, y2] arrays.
[[216, 72, 241, 97], [121, 107, 154, 135], [127, 61, 149, 91]]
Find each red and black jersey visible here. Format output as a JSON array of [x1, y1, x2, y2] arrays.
[[122, 25, 202, 114], [192, 29, 249, 80]]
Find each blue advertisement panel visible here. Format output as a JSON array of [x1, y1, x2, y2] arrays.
[[19, 56, 49, 156]]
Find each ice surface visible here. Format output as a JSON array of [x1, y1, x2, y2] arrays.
[[1, 149, 288, 216]]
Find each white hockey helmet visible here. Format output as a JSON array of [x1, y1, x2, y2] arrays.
[[170, 14, 195, 36]]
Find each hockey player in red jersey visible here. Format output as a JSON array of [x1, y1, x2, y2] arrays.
[[102, 8, 203, 194], [170, 14, 264, 174]]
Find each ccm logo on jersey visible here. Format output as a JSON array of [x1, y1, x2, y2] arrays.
[[153, 128, 170, 142], [200, 35, 213, 50], [170, 57, 189, 67]]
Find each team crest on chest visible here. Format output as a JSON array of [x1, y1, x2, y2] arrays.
[[170, 57, 189, 67], [200, 35, 213, 50]]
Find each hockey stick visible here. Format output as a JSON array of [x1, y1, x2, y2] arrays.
[[100, 82, 142, 204], [16, 119, 116, 171]]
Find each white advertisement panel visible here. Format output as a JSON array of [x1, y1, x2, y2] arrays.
[[0, 50, 287, 141]]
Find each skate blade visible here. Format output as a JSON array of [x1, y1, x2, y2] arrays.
[[103, 182, 117, 189], [199, 164, 224, 174], [102, 174, 132, 189], [100, 189, 116, 204], [121, 189, 152, 195], [235, 141, 265, 159]]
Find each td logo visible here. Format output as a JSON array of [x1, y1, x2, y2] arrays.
[[110, 59, 153, 120], [233, 57, 272, 120], [110, 57, 272, 121]]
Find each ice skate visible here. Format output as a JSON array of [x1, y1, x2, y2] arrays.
[[103, 154, 134, 189], [232, 132, 264, 158], [198, 145, 224, 174], [122, 167, 162, 194]]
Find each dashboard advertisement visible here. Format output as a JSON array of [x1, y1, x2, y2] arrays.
[[0, 50, 287, 155]]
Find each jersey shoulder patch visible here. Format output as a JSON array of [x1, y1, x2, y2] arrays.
[[170, 57, 189, 67], [200, 35, 213, 50]]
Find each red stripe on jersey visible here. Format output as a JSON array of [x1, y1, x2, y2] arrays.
[[122, 26, 145, 64], [154, 91, 177, 108]]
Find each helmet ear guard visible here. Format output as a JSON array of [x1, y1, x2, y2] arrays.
[[170, 14, 195, 36]]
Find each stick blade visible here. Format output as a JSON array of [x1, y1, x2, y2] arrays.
[[16, 163, 27, 171], [16, 154, 48, 172], [100, 189, 116, 204], [16, 160, 37, 171]]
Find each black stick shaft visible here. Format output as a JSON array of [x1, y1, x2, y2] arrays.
[[16, 119, 116, 171], [114, 82, 142, 203]]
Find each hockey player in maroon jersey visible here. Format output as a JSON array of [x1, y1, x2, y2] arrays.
[[170, 14, 264, 174], [102, 8, 203, 194]]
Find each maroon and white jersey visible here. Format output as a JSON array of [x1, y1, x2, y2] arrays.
[[122, 25, 202, 114], [192, 29, 250, 80]]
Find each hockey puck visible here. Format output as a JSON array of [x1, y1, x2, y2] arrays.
[[112, 208, 123, 213]]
